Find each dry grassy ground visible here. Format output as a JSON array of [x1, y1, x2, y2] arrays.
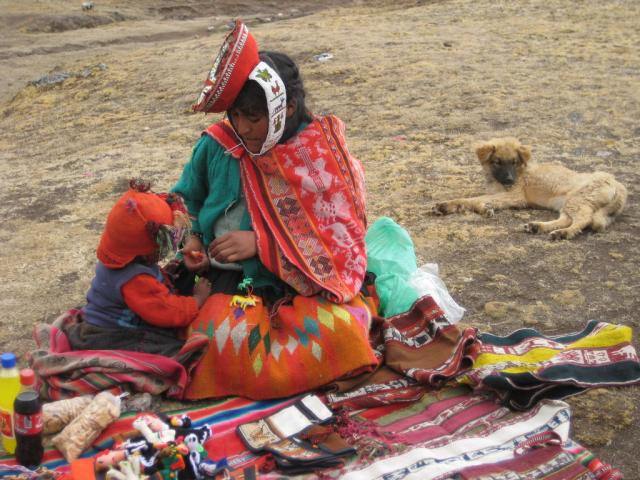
[[1, 0, 638, 475]]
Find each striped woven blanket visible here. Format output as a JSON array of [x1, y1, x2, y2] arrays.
[[0, 387, 623, 479], [459, 320, 640, 409], [29, 309, 210, 400], [5, 314, 636, 478], [320, 386, 621, 480], [0, 396, 295, 477]]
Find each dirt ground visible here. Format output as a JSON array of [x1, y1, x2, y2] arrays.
[[1, 0, 639, 476]]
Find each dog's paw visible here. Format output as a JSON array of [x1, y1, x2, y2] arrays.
[[481, 204, 495, 217], [523, 222, 540, 234], [549, 229, 569, 241], [475, 203, 494, 217], [431, 202, 451, 216]]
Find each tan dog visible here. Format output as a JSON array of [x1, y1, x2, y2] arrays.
[[432, 137, 627, 239]]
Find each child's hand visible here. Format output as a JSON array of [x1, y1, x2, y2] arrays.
[[209, 231, 257, 264], [193, 278, 212, 308], [182, 235, 209, 272]]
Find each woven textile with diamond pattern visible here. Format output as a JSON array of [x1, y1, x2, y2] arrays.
[[184, 291, 379, 400]]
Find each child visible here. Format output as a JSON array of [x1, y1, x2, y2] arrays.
[[66, 180, 212, 358]]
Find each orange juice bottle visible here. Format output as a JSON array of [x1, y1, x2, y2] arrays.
[[0, 352, 21, 454]]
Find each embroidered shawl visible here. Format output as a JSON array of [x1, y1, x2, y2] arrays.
[[205, 115, 367, 303]]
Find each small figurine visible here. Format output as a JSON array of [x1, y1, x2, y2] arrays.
[[230, 277, 259, 311], [133, 414, 176, 446], [167, 414, 192, 429], [230, 294, 258, 310], [181, 425, 213, 480], [96, 448, 127, 470]]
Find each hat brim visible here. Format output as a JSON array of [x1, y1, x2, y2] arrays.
[[97, 228, 138, 268]]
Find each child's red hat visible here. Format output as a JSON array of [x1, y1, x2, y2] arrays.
[[97, 187, 174, 268], [192, 19, 260, 113]]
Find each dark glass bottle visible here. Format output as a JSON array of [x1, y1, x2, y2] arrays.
[[13, 369, 43, 468]]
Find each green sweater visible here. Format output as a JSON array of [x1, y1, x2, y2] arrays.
[[172, 134, 283, 296]]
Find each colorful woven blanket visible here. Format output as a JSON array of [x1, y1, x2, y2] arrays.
[[0, 395, 295, 477], [30, 309, 209, 400], [0, 387, 623, 479], [316, 386, 622, 479], [459, 320, 640, 409], [328, 295, 478, 409], [184, 291, 379, 400]]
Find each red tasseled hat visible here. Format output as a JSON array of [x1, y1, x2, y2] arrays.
[[97, 185, 174, 268], [192, 19, 260, 113]]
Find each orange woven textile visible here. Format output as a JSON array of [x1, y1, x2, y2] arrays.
[[184, 292, 379, 400]]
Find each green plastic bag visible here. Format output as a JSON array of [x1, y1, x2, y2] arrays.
[[365, 217, 419, 317]]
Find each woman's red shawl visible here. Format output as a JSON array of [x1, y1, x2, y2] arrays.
[[205, 115, 367, 302]]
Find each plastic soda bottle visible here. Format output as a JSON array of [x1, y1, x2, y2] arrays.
[[0, 352, 21, 454], [14, 368, 44, 468]]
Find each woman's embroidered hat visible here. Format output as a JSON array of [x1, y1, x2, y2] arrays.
[[193, 19, 287, 155], [192, 19, 259, 114], [97, 180, 190, 268]]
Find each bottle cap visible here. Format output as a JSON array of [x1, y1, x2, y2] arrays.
[[1, 352, 17, 369], [19, 368, 35, 386]]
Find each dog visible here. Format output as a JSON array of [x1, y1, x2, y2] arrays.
[[432, 137, 627, 239]]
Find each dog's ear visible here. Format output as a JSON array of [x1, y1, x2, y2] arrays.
[[517, 144, 532, 166], [475, 142, 496, 165]]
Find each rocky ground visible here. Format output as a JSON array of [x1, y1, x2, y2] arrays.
[[1, 0, 638, 476]]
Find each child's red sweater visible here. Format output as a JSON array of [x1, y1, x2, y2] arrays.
[[121, 274, 199, 328]]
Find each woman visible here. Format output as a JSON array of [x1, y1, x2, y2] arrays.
[[172, 20, 378, 400]]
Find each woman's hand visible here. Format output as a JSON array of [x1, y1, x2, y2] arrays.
[[181, 235, 210, 272], [209, 231, 257, 264]]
